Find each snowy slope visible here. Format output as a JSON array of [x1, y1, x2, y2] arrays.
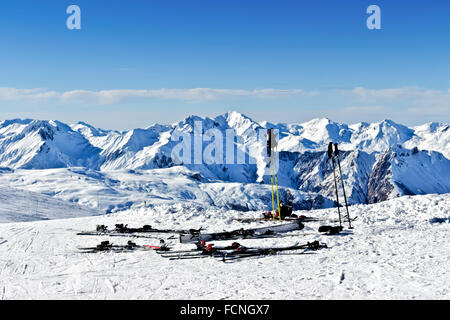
[[0, 167, 331, 215], [0, 184, 100, 223], [0, 193, 448, 299]]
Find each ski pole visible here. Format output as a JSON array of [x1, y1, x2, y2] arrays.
[[334, 143, 352, 229], [328, 142, 342, 228], [270, 159, 276, 220], [267, 129, 277, 220], [331, 157, 342, 228], [272, 152, 281, 221]]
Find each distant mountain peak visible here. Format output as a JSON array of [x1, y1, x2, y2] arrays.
[[0, 118, 33, 128], [304, 117, 334, 124], [223, 110, 252, 120]]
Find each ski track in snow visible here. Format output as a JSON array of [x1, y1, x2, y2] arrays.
[[0, 193, 449, 299]]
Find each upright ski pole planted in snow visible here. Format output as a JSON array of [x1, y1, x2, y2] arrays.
[[267, 129, 275, 219], [270, 159, 276, 219], [267, 129, 281, 221], [272, 151, 281, 221], [327, 142, 342, 228], [334, 143, 352, 229]]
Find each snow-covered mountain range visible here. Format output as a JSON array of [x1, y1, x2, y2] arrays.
[[0, 112, 448, 215]]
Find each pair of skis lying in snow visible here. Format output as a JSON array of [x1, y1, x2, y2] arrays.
[[80, 223, 203, 235], [76, 224, 202, 239], [78, 239, 328, 262], [78, 240, 170, 253], [159, 240, 328, 262]]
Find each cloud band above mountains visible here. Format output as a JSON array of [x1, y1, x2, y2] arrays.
[[0, 87, 448, 121], [0, 87, 311, 104]]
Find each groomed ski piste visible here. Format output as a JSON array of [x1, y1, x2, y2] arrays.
[[0, 193, 449, 299]]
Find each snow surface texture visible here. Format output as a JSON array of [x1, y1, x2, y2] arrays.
[[0, 185, 99, 223], [0, 112, 448, 222], [0, 194, 448, 299]]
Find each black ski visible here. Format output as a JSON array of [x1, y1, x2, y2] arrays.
[[165, 246, 234, 260], [166, 241, 327, 261], [221, 241, 327, 262], [76, 231, 176, 240], [157, 241, 241, 256], [78, 240, 170, 253], [164, 242, 302, 260], [78, 224, 202, 236]]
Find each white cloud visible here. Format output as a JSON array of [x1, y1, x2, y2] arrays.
[[61, 88, 311, 104], [348, 87, 419, 101], [0, 86, 448, 120], [0, 87, 309, 104], [347, 86, 450, 105], [341, 105, 388, 114], [407, 106, 450, 116], [0, 88, 59, 101], [344, 87, 450, 116]]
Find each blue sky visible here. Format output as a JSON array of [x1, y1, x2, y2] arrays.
[[0, 0, 449, 129]]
